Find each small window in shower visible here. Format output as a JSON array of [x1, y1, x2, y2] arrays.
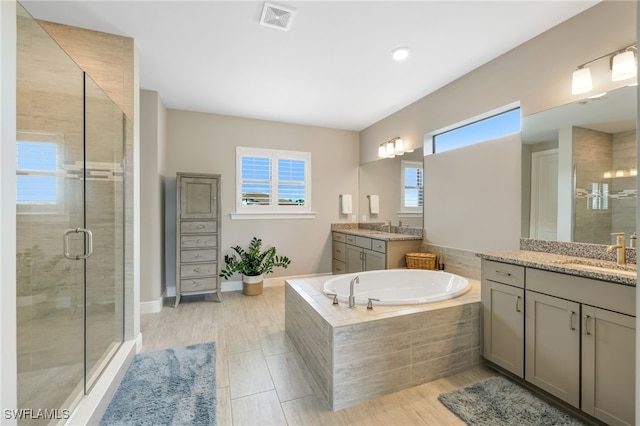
[[16, 135, 62, 213]]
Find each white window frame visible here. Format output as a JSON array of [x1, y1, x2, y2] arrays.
[[400, 160, 423, 214], [16, 131, 65, 215], [232, 146, 315, 220]]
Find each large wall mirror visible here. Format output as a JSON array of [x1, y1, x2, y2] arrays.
[[522, 84, 637, 245], [358, 149, 423, 228]]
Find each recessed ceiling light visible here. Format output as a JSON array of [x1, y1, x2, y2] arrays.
[[391, 47, 411, 61]]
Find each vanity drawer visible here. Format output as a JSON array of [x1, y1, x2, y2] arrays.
[[345, 234, 357, 245], [371, 239, 386, 253], [181, 249, 217, 263], [333, 232, 346, 243], [180, 234, 217, 249], [181, 220, 217, 234], [482, 259, 525, 288], [355, 236, 372, 249], [333, 242, 346, 262], [332, 259, 346, 274], [180, 277, 218, 293], [180, 263, 217, 278]]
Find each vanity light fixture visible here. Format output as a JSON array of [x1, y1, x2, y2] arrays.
[[571, 44, 637, 95], [611, 49, 637, 81], [572, 67, 592, 95], [378, 137, 407, 158]]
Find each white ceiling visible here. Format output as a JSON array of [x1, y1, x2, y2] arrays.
[[21, 1, 600, 131]]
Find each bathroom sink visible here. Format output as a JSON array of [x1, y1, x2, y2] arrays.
[[551, 258, 637, 276]]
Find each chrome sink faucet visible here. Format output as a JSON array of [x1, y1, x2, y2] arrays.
[[382, 220, 391, 233], [349, 275, 359, 308], [607, 232, 626, 265]]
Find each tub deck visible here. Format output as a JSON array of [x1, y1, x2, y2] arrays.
[[285, 275, 482, 411]]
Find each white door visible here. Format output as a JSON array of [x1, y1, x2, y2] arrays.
[[530, 149, 558, 240]]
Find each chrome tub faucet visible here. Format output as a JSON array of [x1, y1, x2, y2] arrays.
[[349, 275, 359, 308]]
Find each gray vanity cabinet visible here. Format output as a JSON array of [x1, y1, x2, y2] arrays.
[[582, 306, 635, 426], [332, 231, 421, 274], [525, 268, 636, 425], [525, 291, 580, 407], [481, 259, 525, 378], [175, 173, 221, 306]]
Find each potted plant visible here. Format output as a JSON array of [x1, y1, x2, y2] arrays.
[[219, 237, 291, 296]]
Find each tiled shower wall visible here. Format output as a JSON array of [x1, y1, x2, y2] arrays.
[[573, 126, 637, 244]]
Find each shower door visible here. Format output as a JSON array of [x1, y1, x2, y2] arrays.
[[16, 3, 125, 421]]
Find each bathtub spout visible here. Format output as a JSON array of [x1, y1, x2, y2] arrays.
[[349, 276, 359, 308]]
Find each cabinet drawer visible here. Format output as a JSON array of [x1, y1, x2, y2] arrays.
[[355, 236, 372, 249], [333, 241, 346, 262], [181, 277, 218, 293], [181, 221, 217, 234], [371, 239, 386, 253], [180, 263, 217, 278], [482, 259, 525, 288], [345, 234, 357, 245], [181, 249, 217, 263], [332, 259, 346, 274], [180, 234, 217, 249], [332, 232, 346, 243]]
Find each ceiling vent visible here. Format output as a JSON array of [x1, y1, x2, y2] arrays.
[[260, 2, 295, 31]]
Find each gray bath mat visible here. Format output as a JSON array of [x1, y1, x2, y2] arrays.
[[100, 342, 216, 426], [438, 376, 584, 425]]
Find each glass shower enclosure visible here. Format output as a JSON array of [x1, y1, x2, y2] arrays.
[[16, 3, 126, 420]]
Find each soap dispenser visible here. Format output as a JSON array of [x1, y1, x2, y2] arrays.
[[631, 232, 637, 248]]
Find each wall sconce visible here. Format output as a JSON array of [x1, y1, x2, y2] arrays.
[[571, 44, 637, 95], [378, 137, 406, 158]]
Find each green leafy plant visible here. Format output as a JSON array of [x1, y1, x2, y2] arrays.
[[219, 237, 291, 280]]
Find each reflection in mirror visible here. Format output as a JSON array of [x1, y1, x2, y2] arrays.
[[359, 149, 423, 228], [522, 85, 637, 244]]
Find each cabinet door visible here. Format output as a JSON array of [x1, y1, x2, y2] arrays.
[[582, 306, 635, 426], [180, 176, 218, 220], [345, 245, 363, 273], [481, 280, 524, 378], [363, 249, 385, 271], [525, 291, 580, 407]]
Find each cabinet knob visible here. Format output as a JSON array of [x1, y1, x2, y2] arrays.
[[197, 225, 205, 229]]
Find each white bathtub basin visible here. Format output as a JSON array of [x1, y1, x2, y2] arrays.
[[323, 269, 471, 305]]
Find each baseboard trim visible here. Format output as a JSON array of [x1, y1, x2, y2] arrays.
[[139, 291, 165, 314], [221, 272, 330, 292]]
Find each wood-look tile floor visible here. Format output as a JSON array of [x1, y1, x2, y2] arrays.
[[141, 286, 498, 425]]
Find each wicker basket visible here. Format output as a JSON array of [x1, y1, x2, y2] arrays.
[[405, 252, 437, 270]]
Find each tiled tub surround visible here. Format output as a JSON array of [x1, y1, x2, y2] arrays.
[[285, 276, 481, 411]]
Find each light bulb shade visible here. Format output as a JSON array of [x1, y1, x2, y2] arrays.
[[603, 171, 612, 179], [378, 145, 386, 158], [572, 67, 592, 95], [616, 170, 625, 177], [385, 141, 395, 157], [631, 169, 638, 177], [611, 50, 637, 81], [394, 138, 404, 153]]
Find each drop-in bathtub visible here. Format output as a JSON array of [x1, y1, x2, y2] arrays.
[[323, 269, 471, 305]]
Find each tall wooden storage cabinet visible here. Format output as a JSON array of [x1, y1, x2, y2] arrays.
[[175, 173, 221, 306]]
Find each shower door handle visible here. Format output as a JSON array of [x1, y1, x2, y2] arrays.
[[63, 228, 93, 260]]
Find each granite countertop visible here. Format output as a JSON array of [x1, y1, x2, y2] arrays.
[[331, 223, 423, 241], [483, 250, 636, 286]]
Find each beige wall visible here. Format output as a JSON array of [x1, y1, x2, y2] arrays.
[[164, 110, 359, 294], [140, 90, 166, 304], [423, 134, 522, 252], [37, 20, 134, 120], [360, 1, 636, 253]]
